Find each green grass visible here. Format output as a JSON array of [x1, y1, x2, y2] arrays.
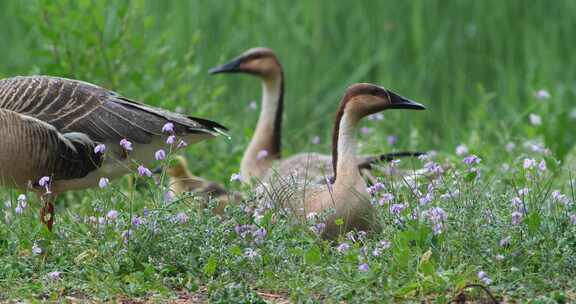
[[0, 0, 575, 302]]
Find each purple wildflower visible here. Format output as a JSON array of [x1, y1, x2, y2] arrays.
[[463, 154, 481, 165], [569, 214, 576, 225], [132, 216, 143, 227], [98, 177, 109, 189], [166, 135, 176, 145], [511, 211, 523, 225], [177, 139, 187, 148], [523, 158, 536, 169], [47, 271, 62, 281], [32, 243, 42, 255], [477, 271, 492, 285], [379, 193, 394, 205], [387, 135, 397, 145], [119, 139, 133, 151], [38, 176, 50, 187], [499, 236, 511, 247], [17, 194, 27, 208], [358, 263, 370, 272], [390, 203, 406, 215], [230, 173, 242, 182], [455, 144, 469, 156], [310, 223, 326, 236], [137, 165, 152, 177], [154, 149, 166, 161], [175, 212, 189, 224], [162, 122, 174, 133], [538, 160, 547, 171], [360, 127, 372, 135], [424, 162, 444, 175], [505, 142, 516, 152], [94, 144, 106, 154], [106, 210, 119, 221], [15, 206, 23, 215], [419, 193, 434, 205], [311, 136, 320, 145], [535, 89, 550, 100], [244, 248, 259, 259], [529, 113, 542, 126], [337, 242, 350, 253]]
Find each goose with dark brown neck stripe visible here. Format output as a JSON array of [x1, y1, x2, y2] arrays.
[[259, 83, 425, 239], [209, 47, 425, 185]]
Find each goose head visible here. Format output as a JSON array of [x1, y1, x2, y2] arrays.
[[331, 83, 425, 180], [209, 47, 281, 80], [339, 83, 425, 120]]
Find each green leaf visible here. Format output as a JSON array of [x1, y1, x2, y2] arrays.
[[526, 212, 541, 234], [304, 245, 321, 265], [203, 256, 218, 276], [334, 218, 344, 226]]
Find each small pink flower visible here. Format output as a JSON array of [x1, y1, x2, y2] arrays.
[[119, 139, 133, 151]]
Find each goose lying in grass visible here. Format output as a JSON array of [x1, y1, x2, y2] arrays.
[[0, 76, 227, 230], [258, 83, 426, 239], [163, 155, 241, 214], [209, 48, 424, 184]]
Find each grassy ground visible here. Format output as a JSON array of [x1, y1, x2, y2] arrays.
[[0, 0, 575, 302]]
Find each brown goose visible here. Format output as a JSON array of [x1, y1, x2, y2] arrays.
[[0, 76, 227, 230], [259, 83, 425, 239], [164, 155, 241, 214], [209, 48, 423, 184]]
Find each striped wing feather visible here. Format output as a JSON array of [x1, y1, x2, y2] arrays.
[[0, 76, 227, 144]]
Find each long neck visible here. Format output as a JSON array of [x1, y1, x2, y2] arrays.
[[332, 111, 361, 184], [241, 72, 284, 180]]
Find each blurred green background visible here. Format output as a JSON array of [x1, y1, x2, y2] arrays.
[[0, 0, 575, 180]]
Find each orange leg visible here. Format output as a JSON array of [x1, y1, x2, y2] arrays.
[[40, 194, 55, 231]]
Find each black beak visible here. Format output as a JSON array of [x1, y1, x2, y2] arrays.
[[208, 58, 243, 75], [387, 90, 426, 110]]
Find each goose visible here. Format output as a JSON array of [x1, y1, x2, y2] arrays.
[[0, 76, 227, 230], [259, 83, 426, 239], [209, 48, 423, 184], [163, 155, 242, 214]]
